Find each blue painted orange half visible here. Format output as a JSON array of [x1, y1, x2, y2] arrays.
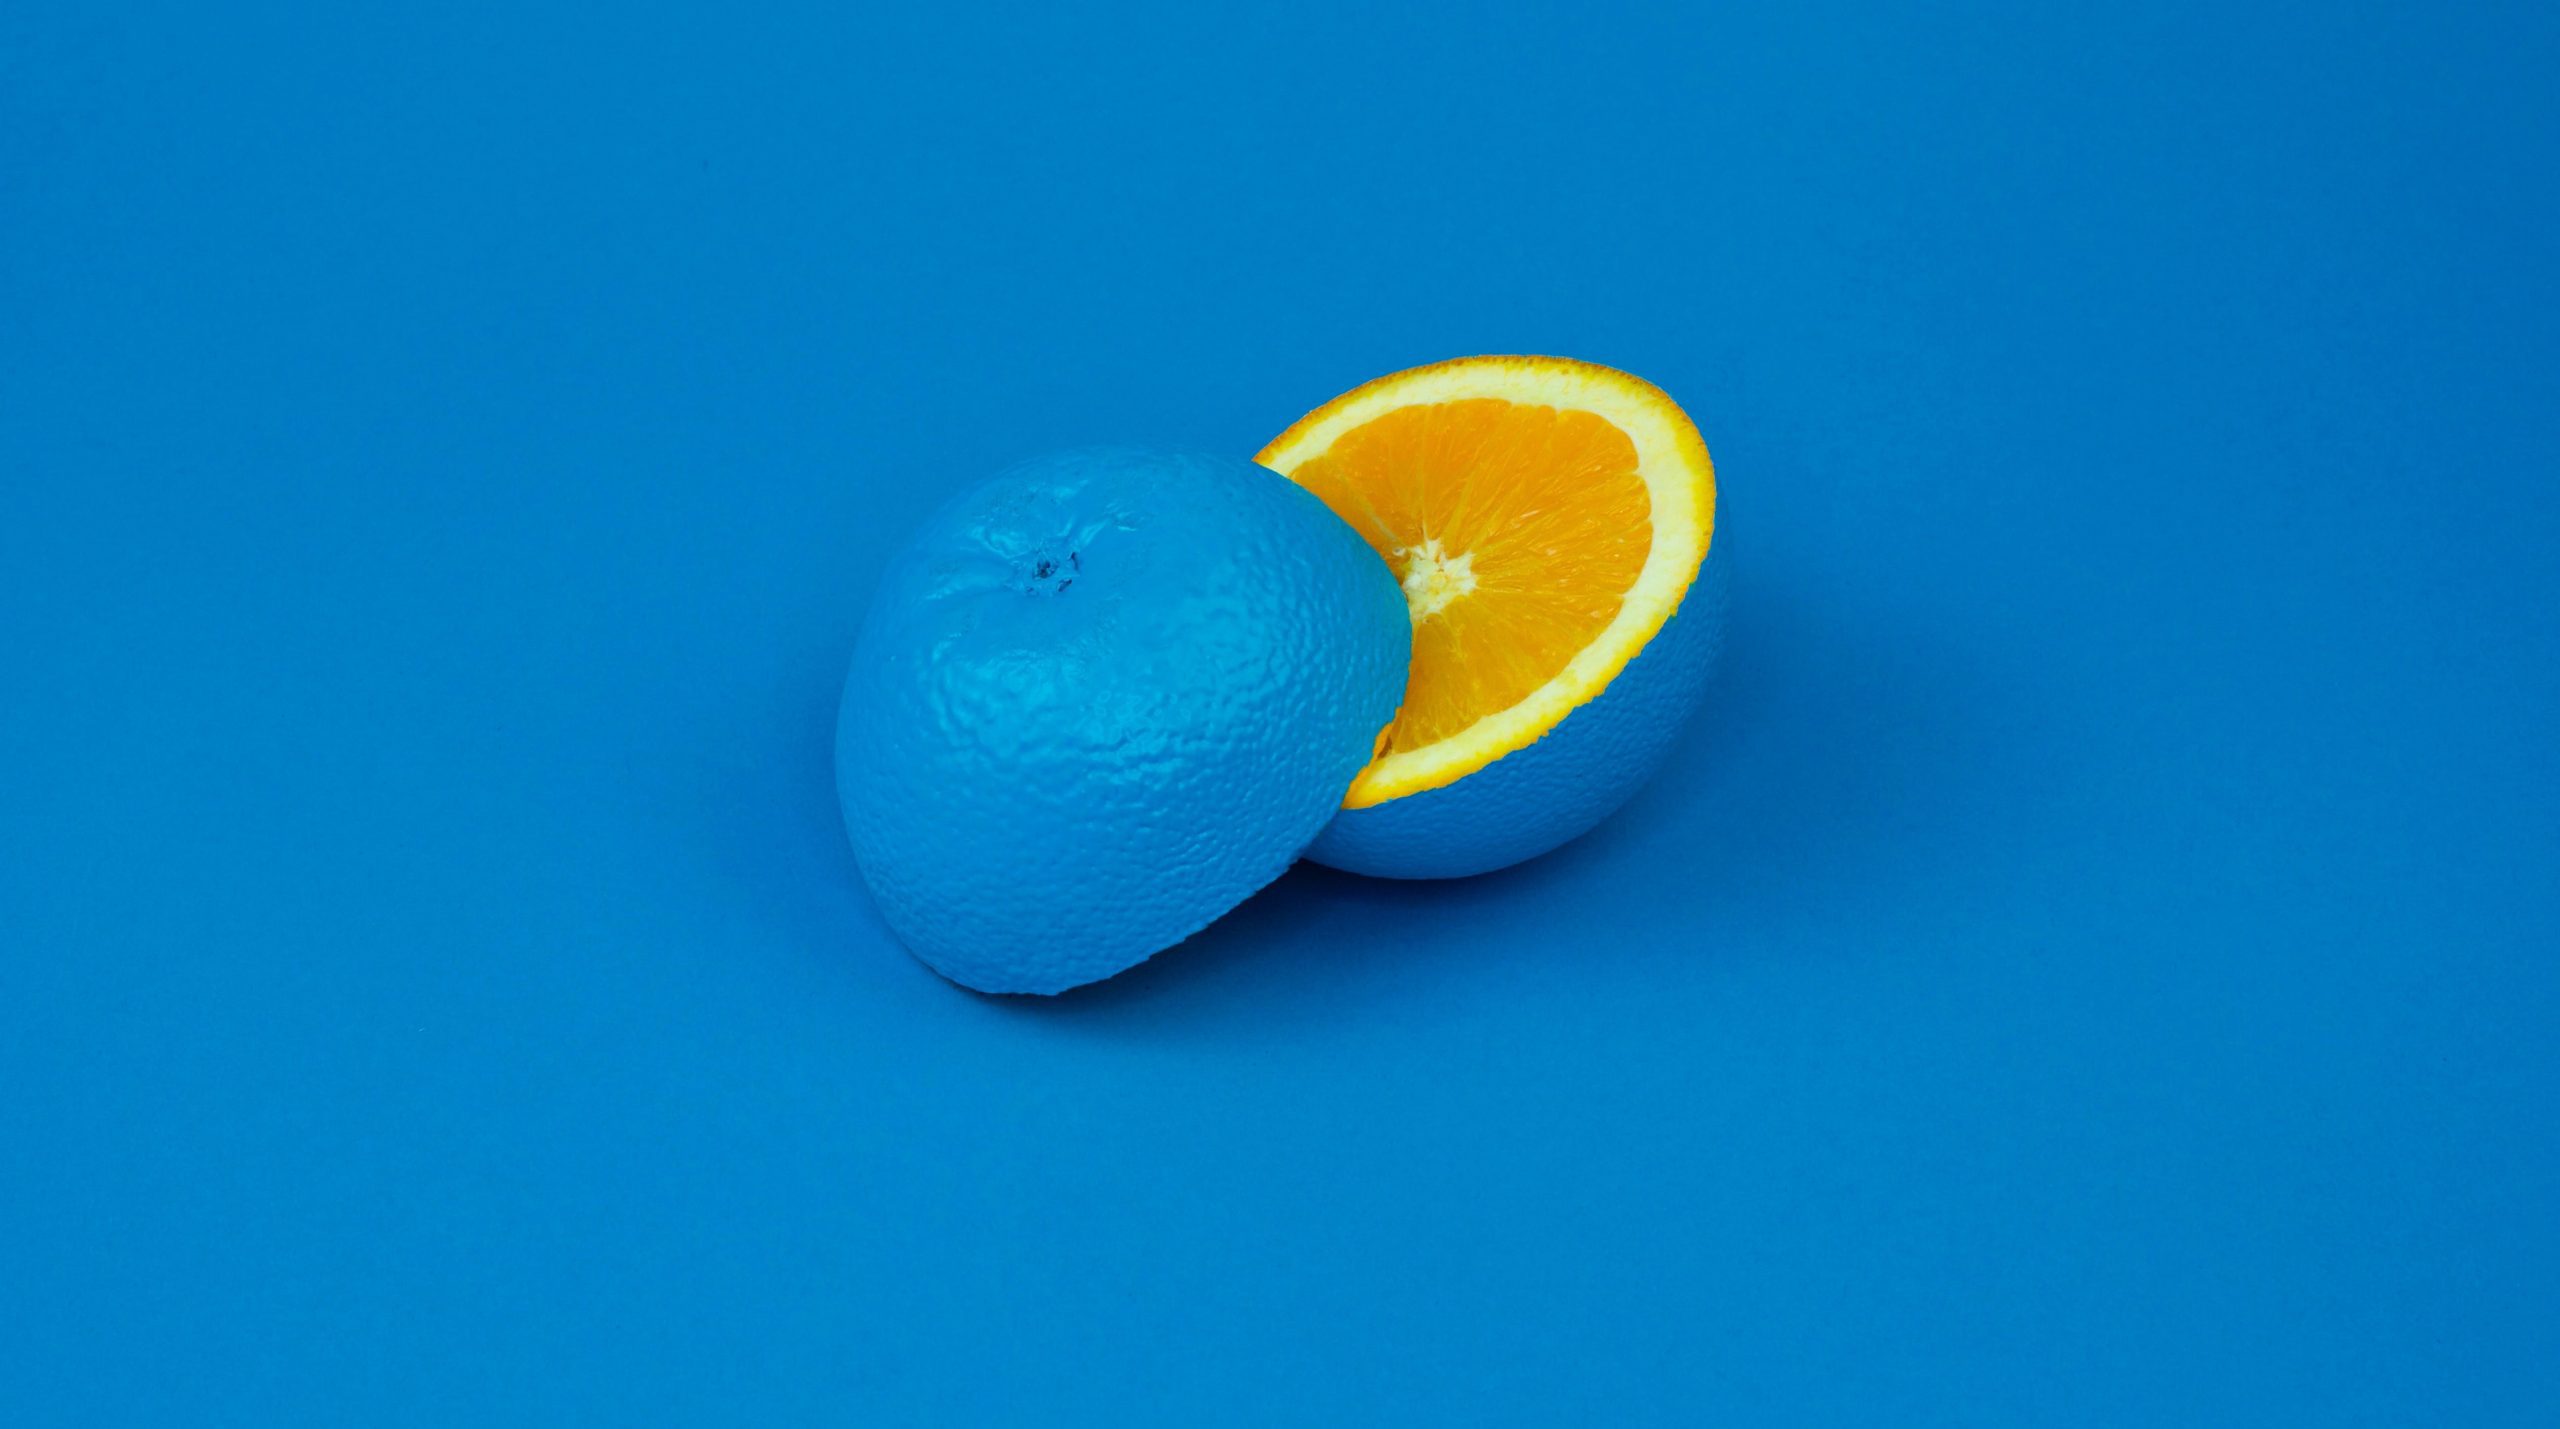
[[1306, 541, 1728, 879], [836, 448, 1410, 993]]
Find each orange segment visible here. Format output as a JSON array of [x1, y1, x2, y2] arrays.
[[1290, 400, 1653, 752], [1259, 356, 1715, 808]]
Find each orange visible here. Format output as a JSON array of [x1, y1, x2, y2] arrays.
[[1259, 355, 1718, 812]]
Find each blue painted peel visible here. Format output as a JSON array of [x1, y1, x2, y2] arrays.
[[837, 448, 1411, 993], [1308, 542, 1729, 880]]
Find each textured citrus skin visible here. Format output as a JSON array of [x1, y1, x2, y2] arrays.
[[836, 448, 1411, 993], [1306, 541, 1728, 880]]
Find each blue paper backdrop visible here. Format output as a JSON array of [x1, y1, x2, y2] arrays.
[[6, 2, 2555, 1422]]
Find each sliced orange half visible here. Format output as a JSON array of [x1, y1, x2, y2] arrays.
[[1258, 356, 1716, 809]]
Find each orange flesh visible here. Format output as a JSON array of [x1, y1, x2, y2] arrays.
[[1287, 398, 1653, 755]]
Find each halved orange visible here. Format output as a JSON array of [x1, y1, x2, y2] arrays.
[[1258, 356, 1717, 810]]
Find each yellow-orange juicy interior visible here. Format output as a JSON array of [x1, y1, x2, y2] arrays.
[[1289, 398, 1653, 757]]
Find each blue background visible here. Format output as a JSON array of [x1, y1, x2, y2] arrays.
[[6, 2, 2555, 1422]]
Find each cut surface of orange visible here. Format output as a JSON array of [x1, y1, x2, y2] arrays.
[[1258, 356, 1716, 808]]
